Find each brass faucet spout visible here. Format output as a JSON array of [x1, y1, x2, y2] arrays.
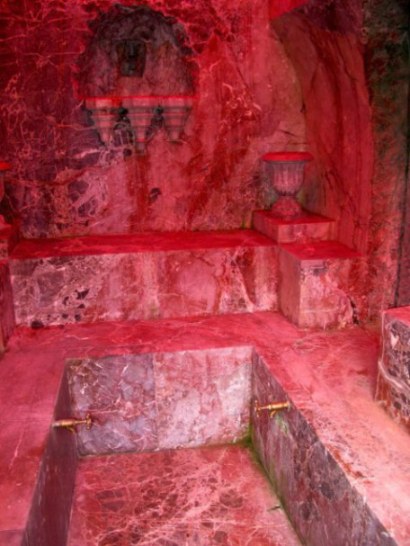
[[254, 400, 290, 418], [53, 414, 93, 433]]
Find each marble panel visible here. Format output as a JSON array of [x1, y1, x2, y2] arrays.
[[376, 307, 410, 430], [24, 372, 77, 546], [0, 260, 15, 352], [68, 445, 301, 546], [67, 354, 157, 455], [154, 346, 252, 450], [66, 346, 251, 455], [278, 241, 365, 328], [251, 353, 397, 546], [10, 230, 277, 327]]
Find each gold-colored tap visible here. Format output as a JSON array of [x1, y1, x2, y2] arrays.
[[52, 414, 93, 433], [254, 400, 290, 418]]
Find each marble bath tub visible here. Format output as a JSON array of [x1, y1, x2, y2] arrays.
[[23, 346, 256, 545], [22, 345, 398, 546]]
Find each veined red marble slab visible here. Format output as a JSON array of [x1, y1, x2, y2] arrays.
[[0, 262, 15, 351], [68, 445, 301, 546], [66, 347, 252, 455], [11, 229, 274, 260], [278, 241, 365, 328], [10, 230, 278, 327]]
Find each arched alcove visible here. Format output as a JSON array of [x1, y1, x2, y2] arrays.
[[77, 5, 196, 98]]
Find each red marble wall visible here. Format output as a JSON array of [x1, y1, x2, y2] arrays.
[[0, 0, 305, 238], [363, 0, 410, 314], [269, 0, 308, 19], [1, 0, 407, 320]]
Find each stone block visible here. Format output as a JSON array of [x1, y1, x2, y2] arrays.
[[253, 210, 336, 243], [376, 307, 410, 430], [9, 230, 277, 327], [66, 346, 252, 456], [278, 241, 361, 328]]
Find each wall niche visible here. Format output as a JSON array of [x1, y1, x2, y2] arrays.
[[77, 5, 196, 98]]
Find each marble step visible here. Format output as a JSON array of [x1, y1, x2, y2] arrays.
[[278, 240, 365, 328], [8, 229, 277, 327]]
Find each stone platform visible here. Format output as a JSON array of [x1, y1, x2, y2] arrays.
[[8, 229, 366, 332], [9, 230, 277, 327]]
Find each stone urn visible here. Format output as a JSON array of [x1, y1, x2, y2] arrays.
[[0, 162, 11, 229], [262, 151, 313, 219]]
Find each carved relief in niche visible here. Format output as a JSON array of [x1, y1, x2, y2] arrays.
[[77, 5, 196, 98]]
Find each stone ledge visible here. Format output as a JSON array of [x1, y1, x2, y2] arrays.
[[9, 230, 277, 327]]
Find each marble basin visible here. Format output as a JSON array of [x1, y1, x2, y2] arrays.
[[21, 343, 404, 546]]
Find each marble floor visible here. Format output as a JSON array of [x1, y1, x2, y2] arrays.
[[68, 444, 301, 546]]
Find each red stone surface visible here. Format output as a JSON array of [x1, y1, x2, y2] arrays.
[[278, 241, 366, 328], [67, 347, 251, 455], [376, 307, 410, 431], [68, 445, 301, 546], [364, 1, 410, 314], [24, 372, 77, 546], [0, 261, 15, 352], [252, 352, 402, 546], [269, 0, 308, 19], [0, 226, 19, 260], [262, 151, 313, 162], [273, 9, 373, 256], [0, 0, 305, 238], [11, 229, 274, 259], [9, 230, 278, 327], [253, 209, 336, 243]]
